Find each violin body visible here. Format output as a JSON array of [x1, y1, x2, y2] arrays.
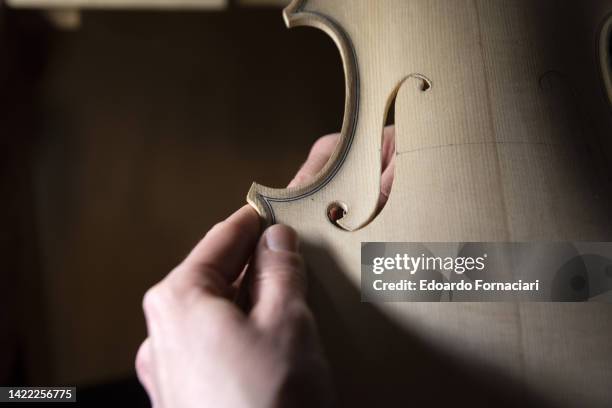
[[249, 1, 612, 406]]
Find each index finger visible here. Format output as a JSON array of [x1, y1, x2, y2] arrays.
[[177, 205, 261, 294]]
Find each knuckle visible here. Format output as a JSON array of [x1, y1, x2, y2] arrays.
[[142, 284, 171, 316], [135, 343, 149, 374], [267, 250, 304, 269], [142, 287, 158, 314], [258, 252, 307, 288]]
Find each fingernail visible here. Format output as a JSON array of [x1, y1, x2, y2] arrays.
[[265, 225, 299, 252]]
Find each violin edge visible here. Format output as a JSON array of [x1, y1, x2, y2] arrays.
[[247, 0, 361, 228]]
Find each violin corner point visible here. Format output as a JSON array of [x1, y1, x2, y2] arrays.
[[282, 0, 304, 28], [247, 183, 274, 226]]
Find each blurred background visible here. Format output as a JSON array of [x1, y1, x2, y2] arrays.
[[0, 0, 344, 405]]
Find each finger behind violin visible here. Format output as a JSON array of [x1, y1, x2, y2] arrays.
[[288, 133, 340, 188], [381, 125, 396, 168]]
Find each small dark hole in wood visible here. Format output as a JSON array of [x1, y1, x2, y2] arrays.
[[327, 202, 347, 226]]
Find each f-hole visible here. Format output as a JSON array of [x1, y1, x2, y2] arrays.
[[376, 91, 398, 218], [326, 75, 432, 229], [326, 93, 398, 229], [374, 74, 431, 219]]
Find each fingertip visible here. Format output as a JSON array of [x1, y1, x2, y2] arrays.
[[227, 205, 262, 233], [288, 133, 340, 188]]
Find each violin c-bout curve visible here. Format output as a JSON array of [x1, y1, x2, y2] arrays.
[[248, 0, 383, 231]]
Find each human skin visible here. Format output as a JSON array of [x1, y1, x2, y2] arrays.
[[136, 127, 395, 408]]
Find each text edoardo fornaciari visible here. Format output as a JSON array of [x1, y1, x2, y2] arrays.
[[371, 253, 540, 292]]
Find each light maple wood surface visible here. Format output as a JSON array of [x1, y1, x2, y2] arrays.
[[249, 1, 612, 406]]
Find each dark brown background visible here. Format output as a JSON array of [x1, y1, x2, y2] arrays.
[[1, 4, 343, 400]]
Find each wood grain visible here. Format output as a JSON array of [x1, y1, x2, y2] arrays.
[[249, 1, 612, 406]]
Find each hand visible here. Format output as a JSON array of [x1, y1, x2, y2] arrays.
[[136, 126, 395, 408], [136, 207, 333, 407]]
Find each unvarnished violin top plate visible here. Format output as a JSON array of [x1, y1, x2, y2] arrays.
[[248, 1, 612, 406]]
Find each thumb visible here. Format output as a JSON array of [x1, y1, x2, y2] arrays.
[[249, 225, 307, 329]]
